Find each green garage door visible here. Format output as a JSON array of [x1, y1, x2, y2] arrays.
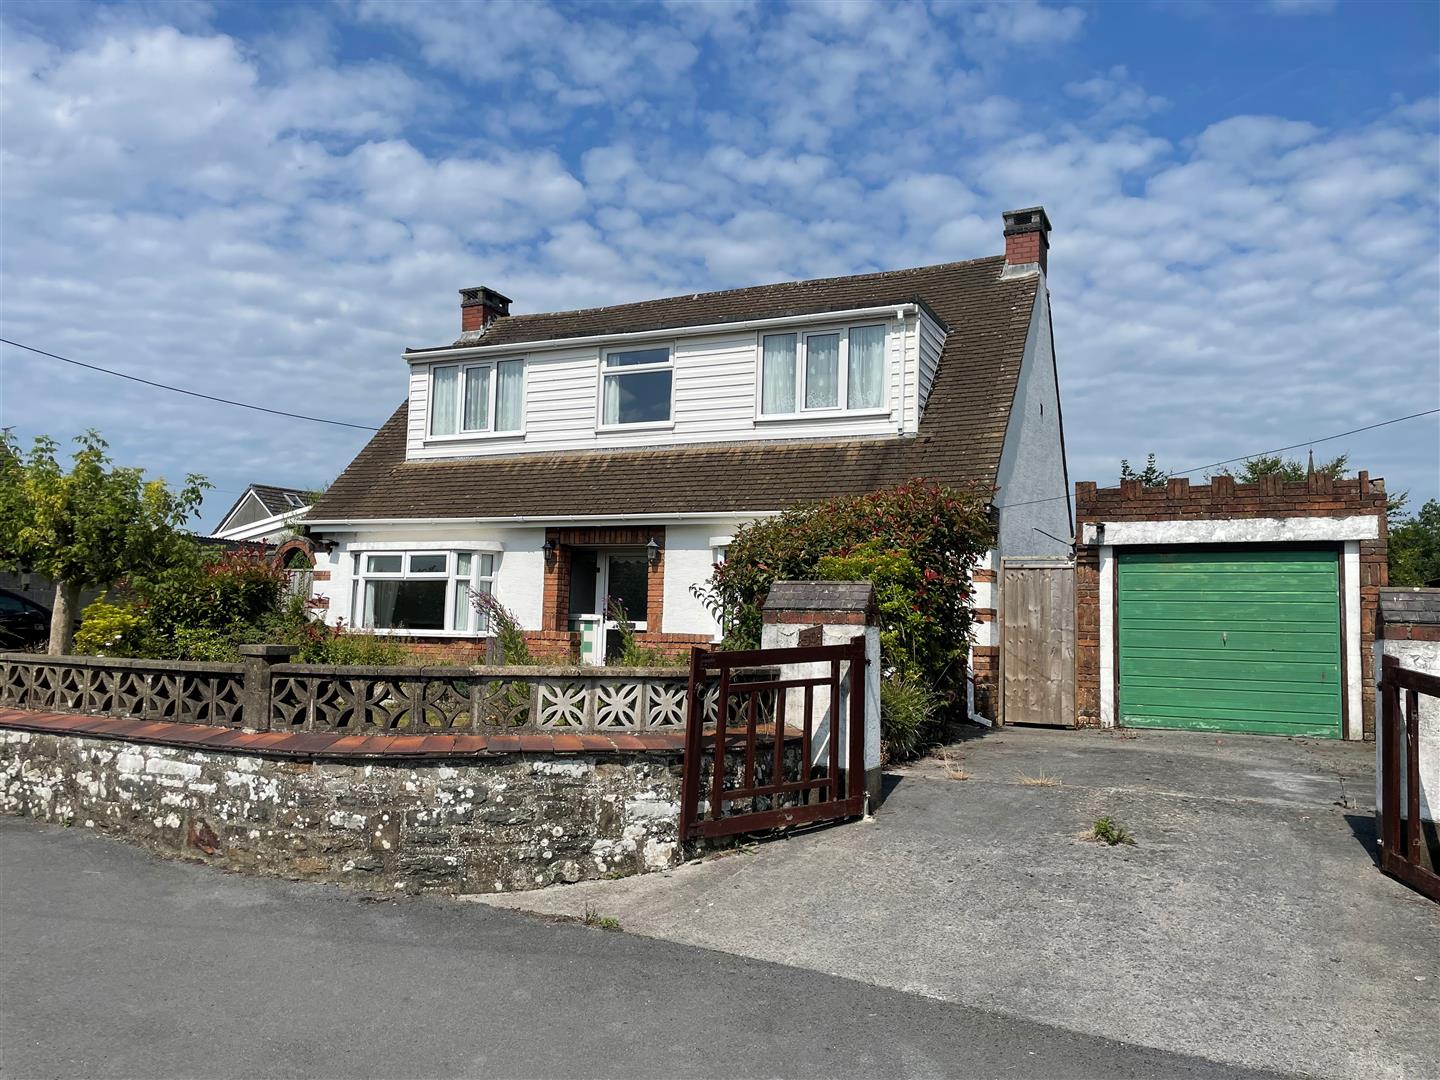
[[1117, 550, 1342, 738]]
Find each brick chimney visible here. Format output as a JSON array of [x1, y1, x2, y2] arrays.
[[1002, 206, 1051, 276], [460, 286, 512, 333]]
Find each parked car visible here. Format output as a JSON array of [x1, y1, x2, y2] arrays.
[[0, 588, 50, 650]]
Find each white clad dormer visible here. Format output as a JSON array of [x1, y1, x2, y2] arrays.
[[404, 300, 942, 462]]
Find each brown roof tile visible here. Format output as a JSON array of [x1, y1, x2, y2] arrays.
[[311, 255, 1037, 520]]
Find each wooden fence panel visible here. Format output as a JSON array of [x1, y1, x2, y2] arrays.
[[1001, 561, 1076, 728]]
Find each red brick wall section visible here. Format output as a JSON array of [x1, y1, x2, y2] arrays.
[[1073, 473, 1389, 737], [971, 645, 998, 719], [539, 526, 678, 646], [1004, 230, 1046, 273]]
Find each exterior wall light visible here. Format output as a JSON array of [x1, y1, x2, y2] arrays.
[[543, 538, 557, 568], [646, 537, 660, 566]]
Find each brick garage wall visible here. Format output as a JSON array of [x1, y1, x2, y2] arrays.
[[0, 729, 684, 894], [1075, 473, 1388, 736]]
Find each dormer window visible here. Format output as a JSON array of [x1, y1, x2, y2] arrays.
[[759, 323, 887, 416], [430, 360, 524, 438], [600, 346, 673, 427]]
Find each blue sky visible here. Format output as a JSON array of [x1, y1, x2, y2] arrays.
[[1, 0, 1436, 530]]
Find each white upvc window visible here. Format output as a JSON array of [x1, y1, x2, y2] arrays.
[[599, 345, 673, 428], [430, 360, 524, 438], [352, 551, 497, 634], [759, 323, 887, 417]]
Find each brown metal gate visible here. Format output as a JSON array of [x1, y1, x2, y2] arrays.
[[679, 638, 867, 840], [1000, 559, 1076, 727], [1379, 655, 1440, 902]]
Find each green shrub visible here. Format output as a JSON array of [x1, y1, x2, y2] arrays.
[[608, 599, 687, 668], [879, 673, 940, 763], [698, 480, 994, 706], [74, 597, 144, 656], [470, 589, 533, 665]]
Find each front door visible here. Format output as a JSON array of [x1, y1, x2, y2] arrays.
[[602, 553, 649, 662], [568, 549, 649, 664]]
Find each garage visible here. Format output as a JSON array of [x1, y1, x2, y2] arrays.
[[1116, 549, 1343, 738], [1073, 472, 1389, 740]]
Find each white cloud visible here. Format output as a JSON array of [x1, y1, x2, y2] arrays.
[[0, 3, 1435, 531]]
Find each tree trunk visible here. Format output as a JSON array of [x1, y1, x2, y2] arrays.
[[48, 581, 81, 656]]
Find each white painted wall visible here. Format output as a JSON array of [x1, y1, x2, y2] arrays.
[[310, 518, 756, 639], [993, 282, 1070, 559], [405, 314, 924, 461], [1375, 637, 1439, 824]]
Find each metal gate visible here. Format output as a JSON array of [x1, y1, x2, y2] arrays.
[[679, 638, 866, 840], [1001, 560, 1075, 727], [1379, 655, 1440, 902]]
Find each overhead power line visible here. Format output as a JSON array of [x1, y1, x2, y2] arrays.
[[0, 338, 381, 432], [993, 407, 1439, 510]]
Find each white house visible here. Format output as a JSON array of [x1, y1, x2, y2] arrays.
[[211, 484, 313, 545], [305, 207, 1071, 705]]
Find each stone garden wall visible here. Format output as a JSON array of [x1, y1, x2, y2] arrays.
[[1, 727, 684, 894]]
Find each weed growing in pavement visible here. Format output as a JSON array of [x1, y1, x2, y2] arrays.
[[582, 903, 622, 931], [1017, 769, 1062, 787], [1087, 816, 1136, 846]]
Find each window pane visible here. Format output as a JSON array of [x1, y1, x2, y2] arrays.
[[496, 360, 524, 431], [452, 581, 471, 633], [463, 365, 490, 431], [606, 347, 670, 368], [366, 554, 403, 574], [847, 325, 885, 410], [430, 366, 459, 436], [478, 553, 494, 578], [606, 555, 648, 624], [471, 579, 493, 632], [761, 334, 796, 414], [603, 370, 672, 425], [365, 579, 445, 631], [409, 553, 447, 574], [456, 553, 473, 578], [804, 333, 840, 409]]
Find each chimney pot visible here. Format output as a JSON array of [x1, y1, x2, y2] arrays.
[[1002, 206, 1052, 276], [460, 286, 513, 333]]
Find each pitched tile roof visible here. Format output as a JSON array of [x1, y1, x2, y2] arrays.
[[311, 255, 1038, 521]]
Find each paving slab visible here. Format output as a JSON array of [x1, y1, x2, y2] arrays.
[[476, 726, 1440, 1080]]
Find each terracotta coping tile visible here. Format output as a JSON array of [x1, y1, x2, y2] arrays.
[[605, 732, 649, 751], [448, 735, 490, 754], [323, 734, 375, 755], [484, 733, 523, 753], [577, 733, 616, 752], [517, 733, 556, 752], [549, 733, 586, 753], [377, 735, 429, 754]]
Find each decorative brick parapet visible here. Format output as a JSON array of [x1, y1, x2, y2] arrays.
[[1074, 472, 1389, 736]]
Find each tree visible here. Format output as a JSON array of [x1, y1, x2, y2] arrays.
[[1210, 452, 1349, 484], [1119, 453, 1168, 487], [1388, 499, 1440, 587], [0, 431, 207, 654]]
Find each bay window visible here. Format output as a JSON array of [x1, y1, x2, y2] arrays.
[[759, 323, 887, 416], [354, 551, 497, 634], [601, 346, 672, 427], [430, 360, 524, 437]]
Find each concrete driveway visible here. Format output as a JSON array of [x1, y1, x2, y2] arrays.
[[480, 726, 1440, 1080]]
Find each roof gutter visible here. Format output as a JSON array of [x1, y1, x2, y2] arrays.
[[305, 510, 784, 530], [405, 303, 918, 362]]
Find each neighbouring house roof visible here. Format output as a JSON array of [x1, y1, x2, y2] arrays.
[[214, 484, 313, 535], [311, 255, 1038, 522]]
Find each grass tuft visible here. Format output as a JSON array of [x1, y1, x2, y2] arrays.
[[582, 903, 622, 931], [1087, 816, 1136, 846], [1017, 769, 1062, 787]]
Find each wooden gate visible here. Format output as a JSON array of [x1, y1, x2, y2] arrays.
[[1379, 655, 1440, 902], [1001, 559, 1075, 727], [679, 638, 867, 840]]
